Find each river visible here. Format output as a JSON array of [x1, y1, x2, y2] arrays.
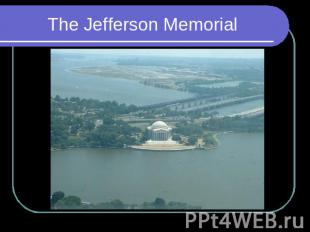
[[51, 53, 194, 106], [214, 99, 264, 116], [51, 53, 263, 113], [51, 133, 264, 209]]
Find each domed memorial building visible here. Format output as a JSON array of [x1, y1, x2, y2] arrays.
[[131, 120, 196, 151], [147, 121, 172, 141]]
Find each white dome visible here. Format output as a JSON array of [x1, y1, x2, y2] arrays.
[[149, 121, 170, 130]]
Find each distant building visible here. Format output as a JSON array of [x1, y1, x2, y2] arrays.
[[130, 120, 196, 151], [147, 121, 172, 141], [95, 119, 103, 128]]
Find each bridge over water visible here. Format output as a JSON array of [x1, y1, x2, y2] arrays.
[[139, 94, 263, 112]]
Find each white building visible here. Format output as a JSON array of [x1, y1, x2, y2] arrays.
[[94, 119, 103, 128], [130, 120, 196, 151], [147, 121, 172, 141]]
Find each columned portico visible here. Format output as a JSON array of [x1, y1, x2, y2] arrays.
[[147, 121, 172, 142], [130, 120, 196, 151]]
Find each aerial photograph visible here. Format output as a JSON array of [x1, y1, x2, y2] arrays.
[[51, 49, 264, 210]]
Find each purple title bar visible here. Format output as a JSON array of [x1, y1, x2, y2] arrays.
[[0, 5, 289, 47]]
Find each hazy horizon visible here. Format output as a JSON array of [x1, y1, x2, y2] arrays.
[[52, 49, 264, 59]]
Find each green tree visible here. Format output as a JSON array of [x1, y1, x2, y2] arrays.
[[51, 191, 65, 207], [110, 199, 125, 209], [56, 195, 82, 208], [203, 133, 217, 147], [187, 136, 197, 145], [140, 129, 149, 142], [153, 198, 166, 208], [172, 134, 181, 142]]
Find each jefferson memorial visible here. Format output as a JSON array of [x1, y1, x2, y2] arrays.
[[147, 121, 172, 141], [131, 120, 196, 151]]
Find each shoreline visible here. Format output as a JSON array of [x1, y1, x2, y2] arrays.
[[51, 132, 263, 152]]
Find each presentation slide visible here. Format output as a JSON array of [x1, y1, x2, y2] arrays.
[[1, 1, 305, 231]]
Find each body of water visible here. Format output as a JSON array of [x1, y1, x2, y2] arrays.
[[198, 81, 243, 88], [212, 99, 264, 116], [51, 133, 264, 209], [51, 54, 194, 106], [198, 81, 263, 88]]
